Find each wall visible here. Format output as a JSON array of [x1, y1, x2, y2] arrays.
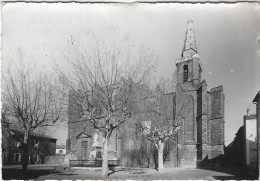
[[245, 118, 257, 168], [210, 86, 224, 147], [45, 155, 66, 164], [56, 148, 66, 154], [258, 100, 260, 180], [2, 132, 56, 165]]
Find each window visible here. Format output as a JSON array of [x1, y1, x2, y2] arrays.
[[14, 153, 21, 162], [59, 150, 63, 153], [183, 65, 188, 82], [96, 151, 102, 159]]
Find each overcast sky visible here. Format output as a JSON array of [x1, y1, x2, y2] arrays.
[[2, 3, 260, 145]]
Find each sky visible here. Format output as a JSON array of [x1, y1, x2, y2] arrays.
[[2, 3, 260, 145]]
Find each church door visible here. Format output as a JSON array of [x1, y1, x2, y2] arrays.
[[77, 135, 91, 160], [81, 141, 88, 160]]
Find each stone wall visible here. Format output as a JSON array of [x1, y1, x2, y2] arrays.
[[68, 120, 93, 155], [210, 118, 224, 145], [67, 71, 225, 169], [210, 86, 224, 120], [209, 86, 224, 147], [45, 155, 66, 164], [211, 145, 224, 158], [179, 144, 197, 168]]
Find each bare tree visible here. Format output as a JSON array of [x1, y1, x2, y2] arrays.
[[1, 65, 65, 179], [57, 35, 157, 177], [138, 84, 183, 172], [156, 70, 177, 94], [141, 120, 180, 172]]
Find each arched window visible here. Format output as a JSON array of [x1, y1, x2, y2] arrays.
[[183, 65, 188, 82], [184, 96, 194, 141]]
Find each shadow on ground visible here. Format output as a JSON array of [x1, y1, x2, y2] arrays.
[[108, 167, 124, 177], [108, 167, 153, 177], [198, 166, 258, 180], [2, 168, 77, 180]]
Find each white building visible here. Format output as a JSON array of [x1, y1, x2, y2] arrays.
[[244, 114, 257, 169], [56, 145, 66, 155], [253, 91, 260, 179]]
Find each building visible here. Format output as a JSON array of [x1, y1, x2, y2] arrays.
[[244, 114, 257, 170], [225, 113, 257, 170], [224, 126, 245, 166], [56, 145, 66, 155], [66, 20, 225, 168], [253, 91, 260, 179], [2, 131, 57, 165], [174, 20, 224, 167]]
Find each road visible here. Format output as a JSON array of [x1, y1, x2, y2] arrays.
[[2, 165, 258, 180], [149, 168, 257, 180]]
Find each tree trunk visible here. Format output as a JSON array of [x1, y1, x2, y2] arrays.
[[102, 138, 108, 177], [158, 141, 164, 172], [22, 130, 29, 179]]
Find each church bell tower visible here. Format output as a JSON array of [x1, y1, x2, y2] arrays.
[[176, 20, 202, 88], [174, 20, 203, 168]]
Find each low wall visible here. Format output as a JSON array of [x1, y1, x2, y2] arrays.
[[45, 155, 66, 164]]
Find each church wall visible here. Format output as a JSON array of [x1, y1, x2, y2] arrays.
[[176, 59, 193, 84], [196, 83, 209, 161], [211, 145, 224, 159], [165, 146, 178, 167], [118, 112, 151, 167], [197, 116, 202, 144], [179, 92, 198, 143], [210, 86, 224, 120], [66, 20, 225, 168], [201, 83, 209, 159], [210, 118, 224, 145], [180, 144, 197, 167], [210, 87, 224, 147], [191, 57, 201, 86], [175, 57, 201, 167], [67, 91, 93, 157], [175, 54, 224, 167], [117, 91, 176, 167], [207, 92, 212, 144], [197, 86, 203, 161], [68, 121, 94, 158], [68, 90, 120, 160], [175, 89, 199, 166]]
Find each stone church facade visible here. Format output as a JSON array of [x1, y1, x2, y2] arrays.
[[174, 20, 224, 167], [66, 20, 225, 168]]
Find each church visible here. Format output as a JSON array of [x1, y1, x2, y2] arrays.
[[66, 20, 225, 168]]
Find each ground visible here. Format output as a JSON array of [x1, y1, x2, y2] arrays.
[[2, 164, 258, 180]]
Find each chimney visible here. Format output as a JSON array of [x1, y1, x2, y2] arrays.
[[246, 108, 250, 116]]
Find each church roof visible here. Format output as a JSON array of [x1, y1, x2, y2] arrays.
[[56, 145, 66, 149], [12, 130, 57, 140], [253, 90, 260, 103], [181, 20, 198, 58], [197, 80, 207, 89], [244, 114, 256, 120], [210, 85, 223, 93]]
